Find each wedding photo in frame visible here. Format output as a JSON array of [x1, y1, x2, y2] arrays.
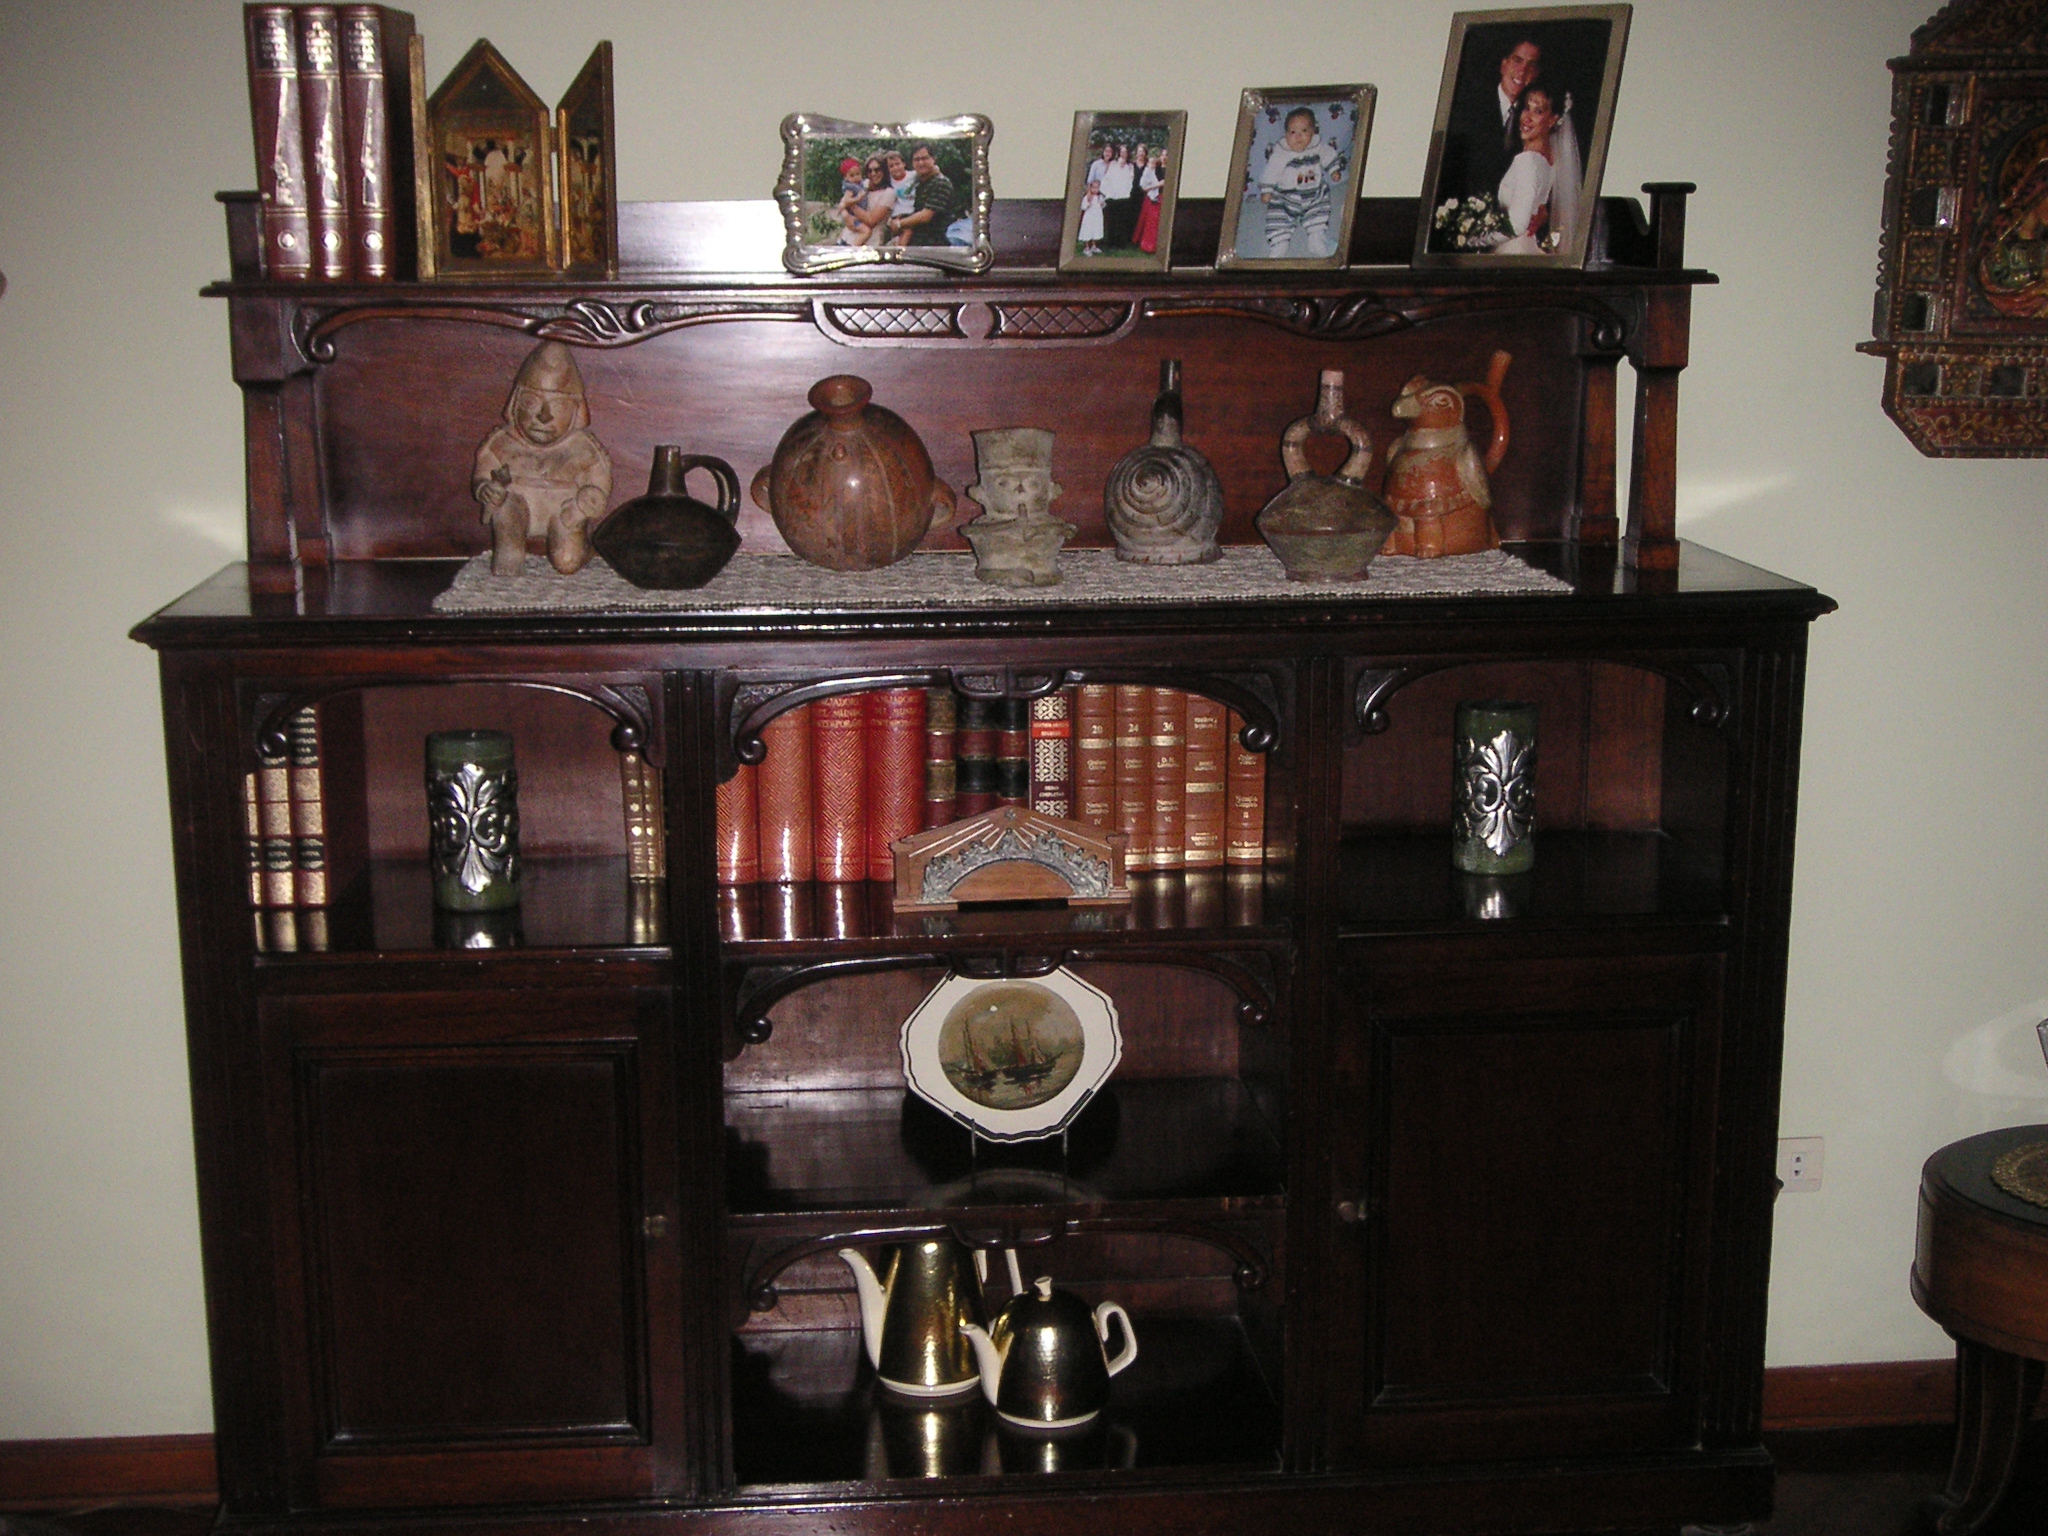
[[1216, 85, 1375, 270], [1414, 4, 1631, 269], [1058, 111, 1188, 273], [775, 113, 995, 275]]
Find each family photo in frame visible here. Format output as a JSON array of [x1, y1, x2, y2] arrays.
[[1217, 86, 1376, 269], [1415, 4, 1631, 267], [1058, 111, 1188, 272], [775, 113, 995, 274]]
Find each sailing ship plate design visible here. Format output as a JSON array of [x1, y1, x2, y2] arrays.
[[900, 968, 1122, 1142]]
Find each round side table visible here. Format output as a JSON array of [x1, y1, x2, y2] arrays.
[[1913, 1125, 2048, 1535]]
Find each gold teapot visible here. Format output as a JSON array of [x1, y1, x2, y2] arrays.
[[959, 1275, 1137, 1432], [839, 1239, 987, 1399]]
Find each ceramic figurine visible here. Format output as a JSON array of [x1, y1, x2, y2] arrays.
[[1379, 350, 1512, 559], [959, 1274, 1138, 1432], [1104, 359, 1224, 565], [1256, 370, 1397, 581], [749, 375, 956, 571], [472, 340, 613, 577], [590, 445, 742, 590], [960, 428, 1077, 586]]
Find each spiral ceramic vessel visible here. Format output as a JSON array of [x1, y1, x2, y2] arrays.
[[1104, 359, 1223, 565]]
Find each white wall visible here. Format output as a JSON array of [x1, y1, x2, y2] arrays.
[[2, 0, 2040, 1436]]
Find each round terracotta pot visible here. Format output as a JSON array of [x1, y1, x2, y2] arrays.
[[750, 375, 954, 571]]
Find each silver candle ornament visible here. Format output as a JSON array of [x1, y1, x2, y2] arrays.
[[427, 729, 522, 910], [1451, 702, 1536, 875]]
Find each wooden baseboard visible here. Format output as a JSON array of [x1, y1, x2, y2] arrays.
[[0, 1367, 1978, 1510], [1762, 1358, 1956, 1430], [0, 1434, 216, 1511]]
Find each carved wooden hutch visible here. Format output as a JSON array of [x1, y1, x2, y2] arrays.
[[135, 187, 1831, 1536]]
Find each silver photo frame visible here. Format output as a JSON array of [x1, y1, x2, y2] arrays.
[[1216, 85, 1376, 271], [775, 112, 995, 275], [1058, 110, 1188, 274]]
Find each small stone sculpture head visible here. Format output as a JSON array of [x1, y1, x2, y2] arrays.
[[967, 428, 1061, 523], [505, 341, 590, 447]]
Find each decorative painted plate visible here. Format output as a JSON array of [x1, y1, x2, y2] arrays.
[[900, 969, 1122, 1142]]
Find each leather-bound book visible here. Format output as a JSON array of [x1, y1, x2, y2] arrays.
[[620, 752, 667, 883], [954, 694, 1001, 818], [244, 773, 265, 908], [997, 697, 1030, 807], [245, 5, 312, 279], [286, 706, 329, 905], [715, 762, 760, 884], [1072, 684, 1116, 831], [923, 686, 957, 828], [255, 728, 295, 907], [1226, 710, 1267, 867], [811, 692, 870, 883], [337, 6, 416, 279], [755, 704, 814, 883], [867, 688, 927, 883], [1183, 695, 1228, 870], [1113, 685, 1153, 870], [1148, 688, 1188, 871], [1030, 692, 1075, 820], [295, 7, 351, 280]]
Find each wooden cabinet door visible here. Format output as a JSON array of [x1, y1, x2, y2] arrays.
[[255, 983, 689, 1509], [1324, 944, 1724, 1468]]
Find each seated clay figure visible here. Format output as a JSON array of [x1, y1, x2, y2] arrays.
[[473, 340, 613, 576], [960, 427, 1076, 587]]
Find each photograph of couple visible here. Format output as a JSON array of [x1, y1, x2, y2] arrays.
[[1422, 6, 1629, 263]]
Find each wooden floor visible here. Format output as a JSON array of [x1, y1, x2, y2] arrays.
[[6, 1426, 2045, 1536]]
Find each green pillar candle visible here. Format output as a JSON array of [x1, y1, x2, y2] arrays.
[[1452, 701, 1536, 875], [426, 729, 522, 911]]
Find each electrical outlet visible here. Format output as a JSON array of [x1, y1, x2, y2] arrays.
[[1778, 1137, 1824, 1193]]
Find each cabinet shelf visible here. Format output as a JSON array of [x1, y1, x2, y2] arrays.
[[726, 1078, 1286, 1218], [1336, 831, 1727, 935], [254, 855, 667, 959], [729, 1316, 1281, 1489]]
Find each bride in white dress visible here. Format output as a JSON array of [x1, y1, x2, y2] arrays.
[[1493, 85, 1581, 256]]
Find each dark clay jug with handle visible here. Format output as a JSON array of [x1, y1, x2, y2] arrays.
[[590, 445, 742, 590]]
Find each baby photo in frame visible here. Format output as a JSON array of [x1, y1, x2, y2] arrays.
[[1415, 4, 1632, 268], [1058, 111, 1188, 273], [1217, 86, 1375, 269], [775, 114, 994, 275]]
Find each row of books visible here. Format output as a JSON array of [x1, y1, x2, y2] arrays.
[[244, 4, 415, 280], [247, 705, 335, 908], [715, 685, 1268, 886]]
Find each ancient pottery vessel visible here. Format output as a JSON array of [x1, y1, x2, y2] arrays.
[[590, 445, 741, 590], [1104, 359, 1223, 565], [749, 375, 955, 571], [959, 1275, 1138, 1432], [1381, 349, 1511, 559], [1256, 370, 1396, 581], [840, 1239, 987, 1399], [961, 427, 1077, 586]]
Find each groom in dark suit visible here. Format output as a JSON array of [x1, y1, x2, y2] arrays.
[[1438, 35, 1544, 212]]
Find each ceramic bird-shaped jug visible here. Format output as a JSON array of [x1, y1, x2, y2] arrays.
[[1380, 349, 1512, 558], [959, 1275, 1137, 1431], [839, 1239, 987, 1399]]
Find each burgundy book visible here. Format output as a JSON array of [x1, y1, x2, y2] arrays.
[[295, 6, 350, 280], [1073, 684, 1116, 831], [811, 692, 869, 883], [922, 686, 957, 828], [755, 704, 814, 884], [954, 694, 1001, 818], [245, 5, 311, 279], [1148, 687, 1188, 871], [997, 697, 1030, 807], [715, 763, 760, 885], [1029, 691, 1074, 820], [337, 5, 416, 279], [1183, 695, 1228, 870], [1113, 685, 1152, 870], [1226, 709, 1267, 867], [867, 688, 927, 883]]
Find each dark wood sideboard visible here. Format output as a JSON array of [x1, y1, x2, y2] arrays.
[[133, 186, 1833, 1536]]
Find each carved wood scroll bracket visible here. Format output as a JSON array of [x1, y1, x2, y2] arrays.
[[297, 297, 812, 361], [1351, 656, 1737, 739], [740, 1215, 1270, 1319], [722, 666, 1283, 782], [250, 678, 663, 765], [1143, 289, 1633, 353]]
